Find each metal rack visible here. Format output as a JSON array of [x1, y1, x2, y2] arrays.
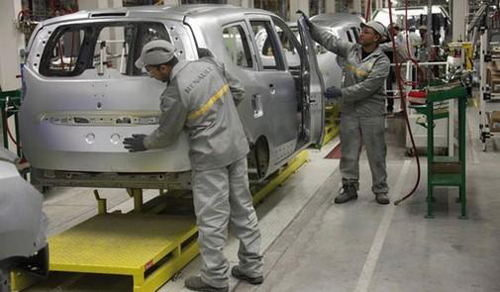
[[478, 26, 500, 151], [0, 90, 22, 156], [389, 61, 456, 155], [410, 82, 467, 219]]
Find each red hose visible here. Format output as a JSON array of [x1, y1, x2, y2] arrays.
[[388, 0, 422, 205], [3, 114, 19, 147], [365, 0, 372, 21]]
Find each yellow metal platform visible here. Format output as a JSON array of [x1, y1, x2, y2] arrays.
[[14, 150, 309, 292], [322, 105, 340, 146], [252, 150, 309, 205], [49, 214, 198, 292]]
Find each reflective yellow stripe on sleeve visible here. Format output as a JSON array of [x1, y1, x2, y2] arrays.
[[187, 84, 230, 120]]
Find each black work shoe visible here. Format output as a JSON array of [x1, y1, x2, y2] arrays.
[[231, 266, 264, 285], [334, 184, 358, 204], [375, 193, 390, 205], [185, 276, 228, 292]]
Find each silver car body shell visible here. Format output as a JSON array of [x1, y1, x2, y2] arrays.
[[20, 5, 325, 188], [0, 149, 47, 262]]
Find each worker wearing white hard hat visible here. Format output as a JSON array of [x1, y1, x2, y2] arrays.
[[380, 23, 418, 113], [302, 16, 391, 205], [124, 40, 264, 292], [361, 20, 388, 42]]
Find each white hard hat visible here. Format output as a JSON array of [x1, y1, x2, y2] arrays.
[[135, 39, 176, 69], [361, 21, 388, 42]]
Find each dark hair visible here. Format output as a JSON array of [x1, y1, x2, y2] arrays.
[[167, 56, 179, 67]]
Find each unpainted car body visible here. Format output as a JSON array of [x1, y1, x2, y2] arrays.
[[19, 5, 324, 189], [0, 148, 48, 292]]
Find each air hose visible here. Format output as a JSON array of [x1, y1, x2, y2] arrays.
[[386, 0, 422, 205]]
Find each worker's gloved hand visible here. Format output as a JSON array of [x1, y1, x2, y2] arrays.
[[123, 134, 148, 152], [324, 86, 342, 100], [297, 10, 313, 30]]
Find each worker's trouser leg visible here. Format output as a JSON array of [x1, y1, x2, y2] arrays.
[[361, 116, 389, 194], [192, 158, 263, 288], [227, 158, 263, 278], [339, 115, 389, 194], [339, 114, 362, 189]]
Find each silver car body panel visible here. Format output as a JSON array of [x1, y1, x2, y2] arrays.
[[20, 5, 325, 188], [0, 149, 47, 261]]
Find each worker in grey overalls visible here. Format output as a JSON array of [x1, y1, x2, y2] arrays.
[[123, 40, 264, 292], [306, 19, 391, 205], [379, 23, 412, 113]]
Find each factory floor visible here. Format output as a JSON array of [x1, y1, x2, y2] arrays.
[[28, 105, 500, 292]]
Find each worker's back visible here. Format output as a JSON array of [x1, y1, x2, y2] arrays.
[[172, 59, 249, 171]]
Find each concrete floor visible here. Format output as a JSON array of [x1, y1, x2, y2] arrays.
[[27, 106, 500, 292]]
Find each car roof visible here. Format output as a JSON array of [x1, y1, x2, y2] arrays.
[[310, 13, 364, 28], [40, 4, 275, 26]]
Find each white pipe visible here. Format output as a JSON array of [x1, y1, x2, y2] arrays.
[[99, 41, 105, 75], [119, 42, 126, 74], [389, 61, 448, 67], [97, 40, 125, 43]]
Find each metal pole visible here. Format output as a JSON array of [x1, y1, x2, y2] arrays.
[[325, 0, 335, 13], [132, 188, 143, 212], [480, 28, 489, 151], [1, 105, 7, 149], [427, 0, 432, 81], [281, 0, 286, 20], [427, 97, 435, 219], [14, 113, 21, 156], [459, 93, 467, 219], [353, 0, 362, 15], [452, 0, 468, 41]]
